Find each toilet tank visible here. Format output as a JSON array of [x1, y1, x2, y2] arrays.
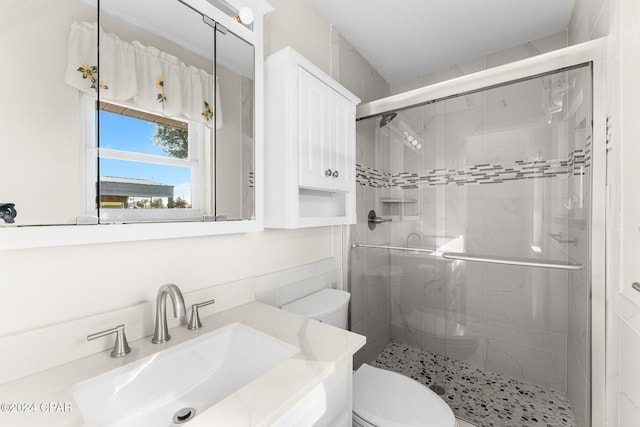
[[281, 289, 350, 329]]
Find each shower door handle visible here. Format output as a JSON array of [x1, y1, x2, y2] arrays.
[[549, 232, 577, 245], [367, 209, 391, 230], [369, 217, 391, 224]]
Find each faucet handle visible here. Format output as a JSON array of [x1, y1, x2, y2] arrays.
[[88, 324, 131, 358], [187, 299, 216, 330]]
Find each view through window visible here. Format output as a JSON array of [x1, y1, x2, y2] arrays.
[[95, 101, 203, 222]]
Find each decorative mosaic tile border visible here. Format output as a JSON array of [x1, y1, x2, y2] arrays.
[[372, 341, 577, 427], [356, 145, 590, 189], [356, 164, 392, 188]]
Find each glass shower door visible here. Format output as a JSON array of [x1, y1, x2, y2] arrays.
[[440, 65, 592, 427], [353, 62, 593, 427], [381, 100, 454, 396]]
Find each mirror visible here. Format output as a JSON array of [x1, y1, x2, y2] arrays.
[[0, 0, 255, 227], [215, 25, 255, 221]]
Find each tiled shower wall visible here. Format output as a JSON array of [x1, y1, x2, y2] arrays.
[[378, 71, 584, 393], [349, 108, 394, 368], [331, 27, 393, 369], [349, 32, 574, 372]]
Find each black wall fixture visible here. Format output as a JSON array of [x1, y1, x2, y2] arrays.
[[0, 203, 17, 224]]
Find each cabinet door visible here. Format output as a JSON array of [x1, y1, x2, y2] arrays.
[[298, 67, 332, 191], [329, 90, 355, 192]]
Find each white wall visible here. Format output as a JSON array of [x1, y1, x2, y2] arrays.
[[0, 0, 381, 384], [216, 64, 244, 219], [390, 31, 568, 94], [330, 29, 389, 104], [570, 0, 640, 426], [0, 228, 342, 383], [0, 0, 94, 225], [264, 0, 332, 75], [0, 229, 334, 337]]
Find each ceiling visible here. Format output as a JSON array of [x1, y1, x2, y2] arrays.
[[311, 0, 576, 85]]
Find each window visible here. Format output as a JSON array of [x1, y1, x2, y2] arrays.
[[83, 98, 212, 223], [67, 16, 255, 226]]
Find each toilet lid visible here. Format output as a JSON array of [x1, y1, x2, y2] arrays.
[[353, 364, 456, 427], [281, 289, 350, 319]]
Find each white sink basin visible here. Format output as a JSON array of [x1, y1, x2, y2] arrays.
[[73, 323, 296, 427]]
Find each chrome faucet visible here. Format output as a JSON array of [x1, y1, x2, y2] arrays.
[[152, 284, 186, 344]]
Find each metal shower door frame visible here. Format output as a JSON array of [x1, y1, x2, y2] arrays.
[[354, 37, 608, 427]]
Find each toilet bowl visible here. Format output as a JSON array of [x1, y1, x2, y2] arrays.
[[391, 308, 479, 360], [353, 363, 457, 427], [281, 289, 457, 427]]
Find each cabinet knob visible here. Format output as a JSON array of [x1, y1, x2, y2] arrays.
[[332, 170, 339, 178], [325, 168, 333, 177]]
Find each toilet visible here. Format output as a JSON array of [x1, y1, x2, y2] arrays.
[[281, 289, 458, 427]]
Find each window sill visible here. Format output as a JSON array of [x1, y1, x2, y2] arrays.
[[0, 219, 263, 250]]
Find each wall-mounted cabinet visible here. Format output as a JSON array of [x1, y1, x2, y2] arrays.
[[264, 47, 360, 228]]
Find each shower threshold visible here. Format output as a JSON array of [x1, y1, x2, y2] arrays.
[[371, 341, 576, 427]]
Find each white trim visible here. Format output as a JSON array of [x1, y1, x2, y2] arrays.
[[98, 209, 203, 223], [98, 209, 204, 223], [357, 38, 608, 119], [181, 0, 257, 45], [0, 219, 262, 250], [266, 47, 361, 105], [1, 0, 266, 249], [189, 121, 205, 213], [81, 95, 98, 219], [85, 98, 204, 223], [227, 0, 274, 16], [590, 54, 607, 427], [251, 5, 265, 231], [97, 148, 195, 169]]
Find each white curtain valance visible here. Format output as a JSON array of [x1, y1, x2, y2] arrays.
[[64, 21, 222, 129]]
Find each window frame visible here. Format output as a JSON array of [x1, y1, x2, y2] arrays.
[[82, 96, 211, 224], [1, 0, 266, 250]]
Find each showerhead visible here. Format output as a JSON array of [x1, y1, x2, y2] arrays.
[[379, 112, 397, 128]]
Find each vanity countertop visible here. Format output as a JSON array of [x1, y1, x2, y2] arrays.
[[0, 301, 366, 427]]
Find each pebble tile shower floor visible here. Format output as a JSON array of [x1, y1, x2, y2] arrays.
[[371, 341, 576, 427]]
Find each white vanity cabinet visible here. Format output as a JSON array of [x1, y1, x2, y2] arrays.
[[265, 47, 360, 228], [271, 357, 353, 427]]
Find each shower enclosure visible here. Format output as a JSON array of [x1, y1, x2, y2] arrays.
[[349, 40, 605, 427]]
